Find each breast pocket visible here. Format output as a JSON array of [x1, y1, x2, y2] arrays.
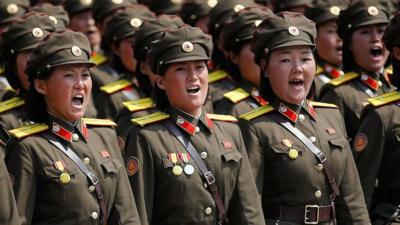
[[327, 136, 349, 151], [43, 166, 78, 185], [269, 144, 304, 162]]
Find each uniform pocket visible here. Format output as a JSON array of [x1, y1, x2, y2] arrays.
[[101, 160, 118, 174], [328, 136, 348, 150], [221, 151, 242, 163]]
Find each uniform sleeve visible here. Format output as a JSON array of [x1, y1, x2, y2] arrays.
[[124, 127, 155, 225], [228, 126, 265, 225], [6, 139, 37, 225], [0, 152, 20, 225], [353, 108, 385, 209], [238, 119, 264, 194]]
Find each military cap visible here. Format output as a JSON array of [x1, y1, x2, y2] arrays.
[[1, 13, 57, 58], [207, 0, 256, 38], [147, 0, 183, 15], [63, 0, 94, 16], [104, 5, 155, 44], [180, 0, 214, 26], [305, 0, 348, 26], [337, 0, 389, 39], [134, 15, 184, 62], [222, 6, 272, 52], [92, 0, 135, 23], [26, 29, 95, 78], [0, 0, 30, 25], [29, 3, 70, 28], [383, 12, 400, 51], [275, 0, 313, 12], [147, 25, 213, 74], [252, 11, 317, 65], [254, 0, 270, 4]]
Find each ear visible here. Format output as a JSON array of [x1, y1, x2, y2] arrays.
[[228, 51, 239, 65], [393, 47, 400, 60], [154, 75, 166, 90], [34, 79, 48, 95]]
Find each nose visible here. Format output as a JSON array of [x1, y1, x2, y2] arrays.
[[74, 76, 85, 89], [371, 29, 381, 42], [291, 61, 303, 74]]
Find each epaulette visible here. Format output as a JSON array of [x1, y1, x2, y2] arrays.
[[0, 97, 25, 113], [90, 53, 108, 66], [0, 66, 4, 75], [82, 118, 116, 127], [329, 72, 359, 86], [207, 113, 237, 122], [9, 123, 49, 139], [309, 101, 338, 108], [223, 88, 249, 103], [208, 70, 229, 84], [385, 65, 393, 76], [131, 111, 170, 127], [239, 105, 274, 121], [100, 79, 132, 94], [123, 98, 155, 112], [367, 91, 400, 107], [316, 65, 323, 75]]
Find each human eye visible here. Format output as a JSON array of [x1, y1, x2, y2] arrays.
[[82, 71, 91, 79], [64, 73, 74, 79], [279, 58, 290, 63]]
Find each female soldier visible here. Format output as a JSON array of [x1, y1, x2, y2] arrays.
[[353, 12, 400, 225], [319, 0, 394, 140], [239, 12, 370, 224], [214, 6, 271, 117], [124, 25, 265, 225], [304, 0, 348, 100], [6, 29, 140, 225]]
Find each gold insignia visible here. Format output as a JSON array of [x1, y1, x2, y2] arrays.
[[126, 156, 139, 176], [254, 20, 262, 27], [80, 0, 92, 5], [172, 165, 183, 176], [82, 118, 116, 127], [288, 149, 299, 159], [234, 4, 245, 12], [90, 53, 107, 65], [367, 91, 400, 107], [207, 113, 237, 122], [288, 26, 299, 36], [49, 16, 58, 25], [368, 6, 379, 16], [130, 18, 142, 28], [182, 41, 194, 53], [123, 98, 155, 112], [329, 72, 359, 86], [112, 0, 123, 4], [71, 45, 82, 57], [6, 4, 18, 14], [0, 97, 25, 113], [9, 123, 49, 139], [330, 6, 341, 16], [100, 79, 132, 94], [239, 105, 274, 121], [171, 0, 182, 4], [131, 111, 170, 126], [223, 88, 250, 103], [354, 133, 368, 152], [207, 0, 218, 8], [59, 172, 71, 184], [208, 70, 228, 83], [309, 101, 338, 108], [32, 28, 44, 38]]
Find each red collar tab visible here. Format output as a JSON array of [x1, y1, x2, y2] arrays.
[[251, 88, 268, 106], [324, 64, 343, 78], [205, 114, 214, 133], [176, 115, 196, 135], [81, 120, 89, 140], [306, 101, 317, 119], [360, 74, 381, 91], [278, 103, 298, 123], [52, 122, 72, 142]]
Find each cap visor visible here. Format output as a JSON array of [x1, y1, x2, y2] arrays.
[[165, 55, 210, 64], [272, 40, 315, 50]]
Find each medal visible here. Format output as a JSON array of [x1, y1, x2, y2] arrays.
[[288, 149, 299, 160], [179, 153, 194, 176], [184, 164, 195, 175], [169, 153, 182, 176], [54, 160, 70, 184], [60, 172, 71, 184]]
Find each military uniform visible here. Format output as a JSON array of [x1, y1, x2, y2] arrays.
[[314, 63, 344, 100]]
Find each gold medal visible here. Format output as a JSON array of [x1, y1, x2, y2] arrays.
[[60, 172, 70, 184], [288, 149, 299, 160], [172, 165, 183, 176]]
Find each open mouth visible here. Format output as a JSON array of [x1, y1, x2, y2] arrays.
[[71, 94, 84, 107], [370, 46, 383, 57], [289, 78, 304, 88], [336, 46, 342, 53], [187, 86, 200, 94]]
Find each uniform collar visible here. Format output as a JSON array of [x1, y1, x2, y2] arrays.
[[270, 99, 316, 123], [168, 107, 213, 136], [322, 63, 343, 79], [47, 114, 88, 143], [240, 80, 267, 106]]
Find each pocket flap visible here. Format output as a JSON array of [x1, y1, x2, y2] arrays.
[[43, 166, 77, 178], [221, 151, 242, 163], [328, 136, 348, 148], [101, 160, 118, 174], [270, 144, 304, 154]]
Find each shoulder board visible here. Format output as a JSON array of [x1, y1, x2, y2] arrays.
[[309, 101, 338, 108], [367, 91, 400, 107], [123, 98, 155, 112], [239, 105, 274, 121], [131, 111, 170, 127], [0, 97, 25, 113], [208, 70, 229, 84], [100, 79, 132, 94], [385, 65, 393, 76], [82, 118, 116, 127], [223, 88, 249, 103], [0, 66, 4, 75], [207, 113, 237, 122], [316, 65, 323, 75], [329, 72, 359, 86], [90, 54, 108, 66], [9, 123, 49, 139]]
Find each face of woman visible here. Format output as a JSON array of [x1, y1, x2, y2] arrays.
[[69, 10, 101, 53], [316, 20, 342, 66], [266, 46, 316, 105], [350, 24, 389, 74], [113, 38, 137, 72], [16, 51, 32, 91], [230, 42, 260, 86], [35, 64, 92, 123], [155, 60, 208, 116]]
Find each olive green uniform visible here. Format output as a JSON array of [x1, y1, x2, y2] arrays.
[[207, 70, 238, 108], [353, 91, 400, 224], [314, 63, 344, 101], [6, 116, 141, 225], [124, 107, 265, 225], [239, 99, 370, 224]]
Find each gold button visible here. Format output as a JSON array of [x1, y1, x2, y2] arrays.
[[315, 190, 322, 198], [315, 163, 324, 171], [298, 114, 305, 122], [205, 207, 212, 215], [72, 133, 79, 142], [195, 127, 200, 133], [83, 157, 90, 165], [91, 212, 98, 219], [88, 185, 95, 192], [378, 81, 382, 87], [200, 152, 208, 159], [309, 136, 317, 143]]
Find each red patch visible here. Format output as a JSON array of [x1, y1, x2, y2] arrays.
[[223, 141, 233, 149], [354, 133, 368, 152], [326, 128, 336, 135], [100, 150, 111, 159], [126, 156, 139, 176]]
